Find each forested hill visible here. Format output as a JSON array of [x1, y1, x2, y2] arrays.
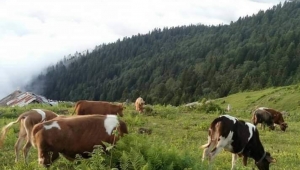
[[26, 1, 300, 106]]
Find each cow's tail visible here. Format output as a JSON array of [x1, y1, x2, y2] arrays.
[[200, 128, 219, 154], [201, 128, 212, 149], [200, 143, 210, 149], [251, 112, 258, 125], [0, 116, 23, 148], [72, 101, 80, 115], [31, 123, 43, 148], [72, 100, 85, 115]]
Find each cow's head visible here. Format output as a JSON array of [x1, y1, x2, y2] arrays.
[[255, 152, 276, 170], [38, 151, 59, 168], [117, 104, 125, 117], [279, 122, 288, 131]]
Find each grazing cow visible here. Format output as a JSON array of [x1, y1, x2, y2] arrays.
[[201, 115, 276, 170], [31, 115, 128, 167], [135, 97, 145, 113], [257, 107, 288, 131], [73, 100, 124, 117], [0, 109, 58, 163], [251, 109, 275, 130]]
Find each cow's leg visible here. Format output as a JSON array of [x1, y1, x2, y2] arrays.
[[202, 148, 209, 162], [37, 149, 44, 165], [202, 146, 217, 170], [201, 135, 214, 162], [209, 146, 224, 162], [231, 154, 238, 170], [15, 120, 26, 162], [23, 120, 33, 163], [14, 137, 25, 162], [23, 140, 32, 163]]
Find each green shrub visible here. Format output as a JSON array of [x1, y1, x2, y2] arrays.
[[108, 134, 204, 170], [186, 103, 225, 114]]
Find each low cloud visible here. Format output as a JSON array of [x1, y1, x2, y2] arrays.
[[0, 0, 285, 99]]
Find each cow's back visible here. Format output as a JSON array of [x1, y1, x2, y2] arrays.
[[75, 100, 123, 116], [263, 108, 284, 124], [33, 115, 127, 158], [43, 109, 59, 120], [252, 109, 273, 126], [18, 109, 58, 129], [75, 101, 112, 115]]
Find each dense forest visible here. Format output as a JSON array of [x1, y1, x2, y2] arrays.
[[26, 1, 300, 106]]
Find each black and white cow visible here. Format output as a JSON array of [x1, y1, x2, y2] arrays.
[[201, 115, 276, 170]]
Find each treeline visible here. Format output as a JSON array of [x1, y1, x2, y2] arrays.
[[26, 1, 300, 106]]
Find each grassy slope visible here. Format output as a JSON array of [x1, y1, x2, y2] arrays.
[[215, 85, 300, 113], [0, 85, 300, 169]]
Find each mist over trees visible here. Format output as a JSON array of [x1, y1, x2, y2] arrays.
[[26, 1, 300, 106]]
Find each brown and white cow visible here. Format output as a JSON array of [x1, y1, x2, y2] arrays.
[[201, 115, 276, 170], [31, 114, 128, 167], [135, 97, 145, 113], [73, 100, 125, 117], [0, 109, 58, 163], [251, 109, 275, 130], [256, 107, 288, 131]]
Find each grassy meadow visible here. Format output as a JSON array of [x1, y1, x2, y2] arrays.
[[1, 85, 300, 169]]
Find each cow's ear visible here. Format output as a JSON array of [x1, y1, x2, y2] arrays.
[[242, 156, 248, 166], [266, 156, 276, 163]]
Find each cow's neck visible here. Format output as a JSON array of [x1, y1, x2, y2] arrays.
[[241, 136, 266, 163], [248, 145, 265, 162]]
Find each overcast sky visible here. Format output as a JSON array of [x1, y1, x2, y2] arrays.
[[0, 0, 286, 100]]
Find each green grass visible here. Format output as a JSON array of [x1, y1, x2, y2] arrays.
[[215, 85, 300, 113], [1, 85, 300, 169]]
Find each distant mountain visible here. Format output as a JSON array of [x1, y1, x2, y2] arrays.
[[26, 1, 300, 106]]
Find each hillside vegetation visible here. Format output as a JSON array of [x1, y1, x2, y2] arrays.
[[1, 85, 300, 169], [26, 1, 300, 106], [214, 84, 300, 114]]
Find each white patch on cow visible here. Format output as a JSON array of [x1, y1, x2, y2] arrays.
[[258, 107, 268, 110], [43, 121, 61, 130], [221, 115, 237, 124], [222, 131, 234, 152], [32, 109, 46, 121], [106, 115, 117, 118], [104, 115, 119, 135], [245, 122, 255, 141]]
